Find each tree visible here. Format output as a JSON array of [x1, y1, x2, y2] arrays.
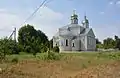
[[95, 38, 103, 49], [115, 35, 119, 40], [49, 39, 53, 50], [18, 24, 49, 54], [114, 35, 120, 50], [96, 44, 103, 49], [96, 38, 101, 44], [0, 37, 20, 61], [103, 38, 115, 49]]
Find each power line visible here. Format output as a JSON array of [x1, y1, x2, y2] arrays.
[[0, 0, 53, 39], [21, 0, 48, 26], [43, 0, 54, 6], [3, 0, 49, 38]]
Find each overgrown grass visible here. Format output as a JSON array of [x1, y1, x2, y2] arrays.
[[4, 51, 120, 62], [0, 51, 120, 70]]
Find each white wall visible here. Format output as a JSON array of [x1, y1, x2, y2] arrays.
[[87, 36, 96, 51], [72, 38, 80, 51], [59, 36, 73, 52], [80, 36, 86, 51]]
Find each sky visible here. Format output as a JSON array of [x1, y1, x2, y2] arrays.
[[0, 0, 120, 42]]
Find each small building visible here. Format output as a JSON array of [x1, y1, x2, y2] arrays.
[[53, 11, 96, 52]]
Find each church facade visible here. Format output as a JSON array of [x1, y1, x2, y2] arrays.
[[53, 11, 96, 52]]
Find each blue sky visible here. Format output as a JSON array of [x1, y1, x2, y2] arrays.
[[0, 0, 120, 42]]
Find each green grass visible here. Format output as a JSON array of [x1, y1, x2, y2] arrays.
[[4, 51, 120, 63], [0, 51, 120, 70], [1, 51, 120, 78]]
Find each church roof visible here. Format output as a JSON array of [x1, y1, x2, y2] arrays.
[[80, 28, 90, 34], [59, 24, 82, 29], [54, 32, 59, 37], [54, 23, 94, 38], [80, 28, 95, 37]]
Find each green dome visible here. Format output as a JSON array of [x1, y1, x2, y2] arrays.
[[85, 19, 89, 23], [71, 14, 78, 20]]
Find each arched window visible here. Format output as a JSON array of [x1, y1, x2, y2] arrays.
[[66, 39, 68, 46], [72, 43, 75, 47]]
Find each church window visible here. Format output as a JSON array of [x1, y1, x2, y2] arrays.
[[66, 39, 68, 46], [90, 38, 91, 45], [88, 37, 91, 45], [67, 27, 70, 31], [61, 40, 64, 46], [89, 38, 90, 45], [72, 43, 75, 47]]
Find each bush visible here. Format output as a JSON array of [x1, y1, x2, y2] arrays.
[[42, 52, 61, 60], [33, 52, 37, 57], [11, 57, 18, 63], [53, 46, 60, 53], [82, 63, 87, 69]]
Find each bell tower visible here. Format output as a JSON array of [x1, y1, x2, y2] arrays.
[[71, 10, 78, 24]]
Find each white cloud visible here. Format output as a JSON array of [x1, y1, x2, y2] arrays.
[[93, 22, 120, 42], [0, 6, 119, 42], [116, 1, 120, 5], [109, 1, 114, 5], [0, 7, 65, 40], [100, 12, 105, 14]]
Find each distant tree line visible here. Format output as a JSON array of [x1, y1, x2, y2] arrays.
[[96, 35, 120, 50]]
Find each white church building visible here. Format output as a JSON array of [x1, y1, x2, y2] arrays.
[[53, 11, 96, 52]]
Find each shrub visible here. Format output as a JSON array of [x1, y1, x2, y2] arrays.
[[88, 60, 91, 64], [11, 57, 18, 63], [82, 63, 87, 69], [33, 52, 37, 57], [53, 46, 60, 53], [41, 46, 48, 53], [42, 52, 61, 60]]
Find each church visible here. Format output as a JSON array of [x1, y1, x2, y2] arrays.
[[53, 11, 96, 52]]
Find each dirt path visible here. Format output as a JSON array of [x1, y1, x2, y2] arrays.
[[0, 60, 120, 78]]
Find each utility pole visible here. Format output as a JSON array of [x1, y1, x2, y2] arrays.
[[13, 27, 17, 54], [14, 27, 16, 42]]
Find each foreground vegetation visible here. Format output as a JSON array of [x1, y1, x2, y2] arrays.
[[1, 51, 120, 69], [0, 51, 120, 78]]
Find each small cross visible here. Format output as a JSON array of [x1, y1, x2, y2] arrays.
[[73, 9, 76, 15]]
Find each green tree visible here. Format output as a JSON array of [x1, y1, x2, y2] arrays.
[[114, 35, 120, 50], [96, 38, 101, 44], [0, 37, 19, 61], [49, 39, 53, 50], [96, 38, 104, 49], [103, 38, 115, 49], [96, 44, 103, 49], [18, 24, 49, 55]]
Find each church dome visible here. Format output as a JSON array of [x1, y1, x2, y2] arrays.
[[82, 20, 85, 24], [71, 14, 78, 17], [82, 15, 89, 25], [85, 19, 89, 23]]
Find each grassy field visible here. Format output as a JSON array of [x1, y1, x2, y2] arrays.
[[0, 51, 120, 78]]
